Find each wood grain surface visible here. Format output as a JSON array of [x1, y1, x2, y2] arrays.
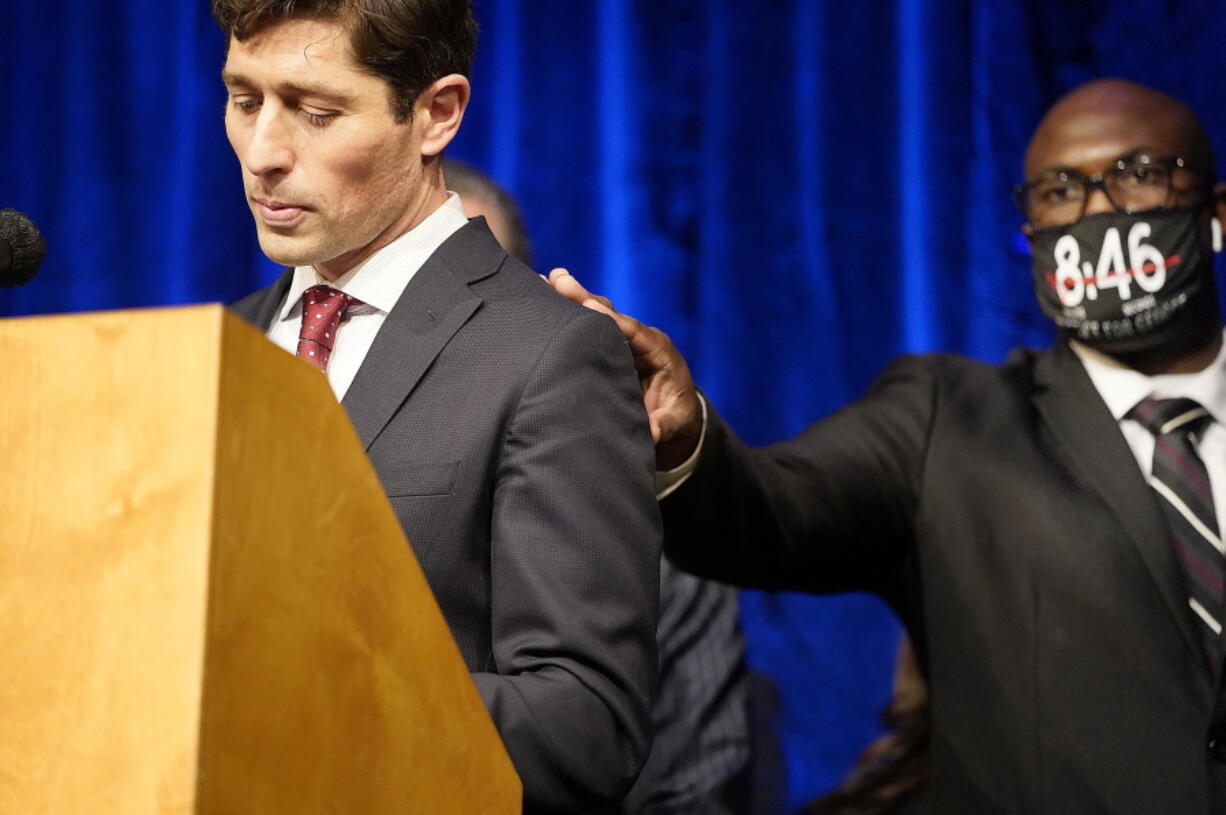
[[0, 305, 519, 814]]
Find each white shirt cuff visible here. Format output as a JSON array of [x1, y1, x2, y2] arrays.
[[654, 393, 708, 500]]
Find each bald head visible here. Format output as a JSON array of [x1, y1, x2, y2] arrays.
[[1021, 79, 1225, 369], [1024, 79, 1215, 182]]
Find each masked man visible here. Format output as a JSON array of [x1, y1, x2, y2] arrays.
[[553, 79, 1226, 812]]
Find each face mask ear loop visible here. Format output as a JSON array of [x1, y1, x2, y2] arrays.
[[1213, 217, 1222, 253]]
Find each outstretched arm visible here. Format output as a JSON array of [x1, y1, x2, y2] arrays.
[[546, 268, 932, 596]]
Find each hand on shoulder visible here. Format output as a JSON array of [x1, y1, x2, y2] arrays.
[[548, 268, 704, 469]]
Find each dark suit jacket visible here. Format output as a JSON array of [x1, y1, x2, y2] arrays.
[[233, 220, 662, 814], [662, 341, 1226, 814]]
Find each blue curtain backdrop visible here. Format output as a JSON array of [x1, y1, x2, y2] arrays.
[[5, 1, 1226, 811]]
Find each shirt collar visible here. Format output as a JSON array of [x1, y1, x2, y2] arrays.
[[276, 192, 468, 321], [1071, 329, 1226, 425]]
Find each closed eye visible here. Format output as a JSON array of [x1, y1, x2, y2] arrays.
[[229, 96, 261, 115], [302, 109, 338, 127]]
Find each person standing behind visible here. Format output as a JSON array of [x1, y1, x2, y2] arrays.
[[445, 157, 753, 814], [217, 2, 662, 811]]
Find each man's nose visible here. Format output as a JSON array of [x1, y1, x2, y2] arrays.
[[244, 110, 294, 177]]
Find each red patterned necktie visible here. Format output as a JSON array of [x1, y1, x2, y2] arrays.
[[297, 284, 360, 372]]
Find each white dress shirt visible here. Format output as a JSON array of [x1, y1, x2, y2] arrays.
[[1072, 332, 1226, 528], [267, 192, 469, 400], [662, 333, 1226, 525], [656, 395, 707, 499]]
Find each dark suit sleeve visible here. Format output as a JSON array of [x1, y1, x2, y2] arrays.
[[620, 558, 751, 815], [472, 308, 662, 814], [663, 355, 937, 596]]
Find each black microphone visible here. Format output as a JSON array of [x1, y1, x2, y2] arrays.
[[0, 209, 47, 288]]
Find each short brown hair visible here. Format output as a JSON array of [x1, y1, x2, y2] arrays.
[[211, 0, 477, 121]]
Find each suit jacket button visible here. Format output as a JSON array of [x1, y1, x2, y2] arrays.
[[1209, 733, 1226, 763]]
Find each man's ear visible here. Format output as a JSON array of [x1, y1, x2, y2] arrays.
[[417, 74, 470, 157], [1020, 221, 1035, 238]]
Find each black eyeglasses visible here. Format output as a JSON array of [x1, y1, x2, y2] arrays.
[[1014, 152, 1204, 228]]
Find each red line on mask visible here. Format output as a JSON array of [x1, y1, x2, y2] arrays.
[[1045, 254, 1182, 290]]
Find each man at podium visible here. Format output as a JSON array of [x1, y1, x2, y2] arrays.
[[213, 1, 663, 811]]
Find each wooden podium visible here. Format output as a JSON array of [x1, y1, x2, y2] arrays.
[[0, 305, 520, 814]]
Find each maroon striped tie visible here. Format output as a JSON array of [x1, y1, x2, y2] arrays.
[[296, 285, 359, 372], [1132, 397, 1222, 671]]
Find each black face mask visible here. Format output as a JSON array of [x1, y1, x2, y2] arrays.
[[1029, 207, 1217, 355]]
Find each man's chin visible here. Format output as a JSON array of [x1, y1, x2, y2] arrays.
[[255, 232, 326, 268]]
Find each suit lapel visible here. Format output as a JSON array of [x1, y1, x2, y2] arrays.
[[1031, 342, 1207, 671], [231, 268, 293, 331], [341, 223, 501, 450]]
